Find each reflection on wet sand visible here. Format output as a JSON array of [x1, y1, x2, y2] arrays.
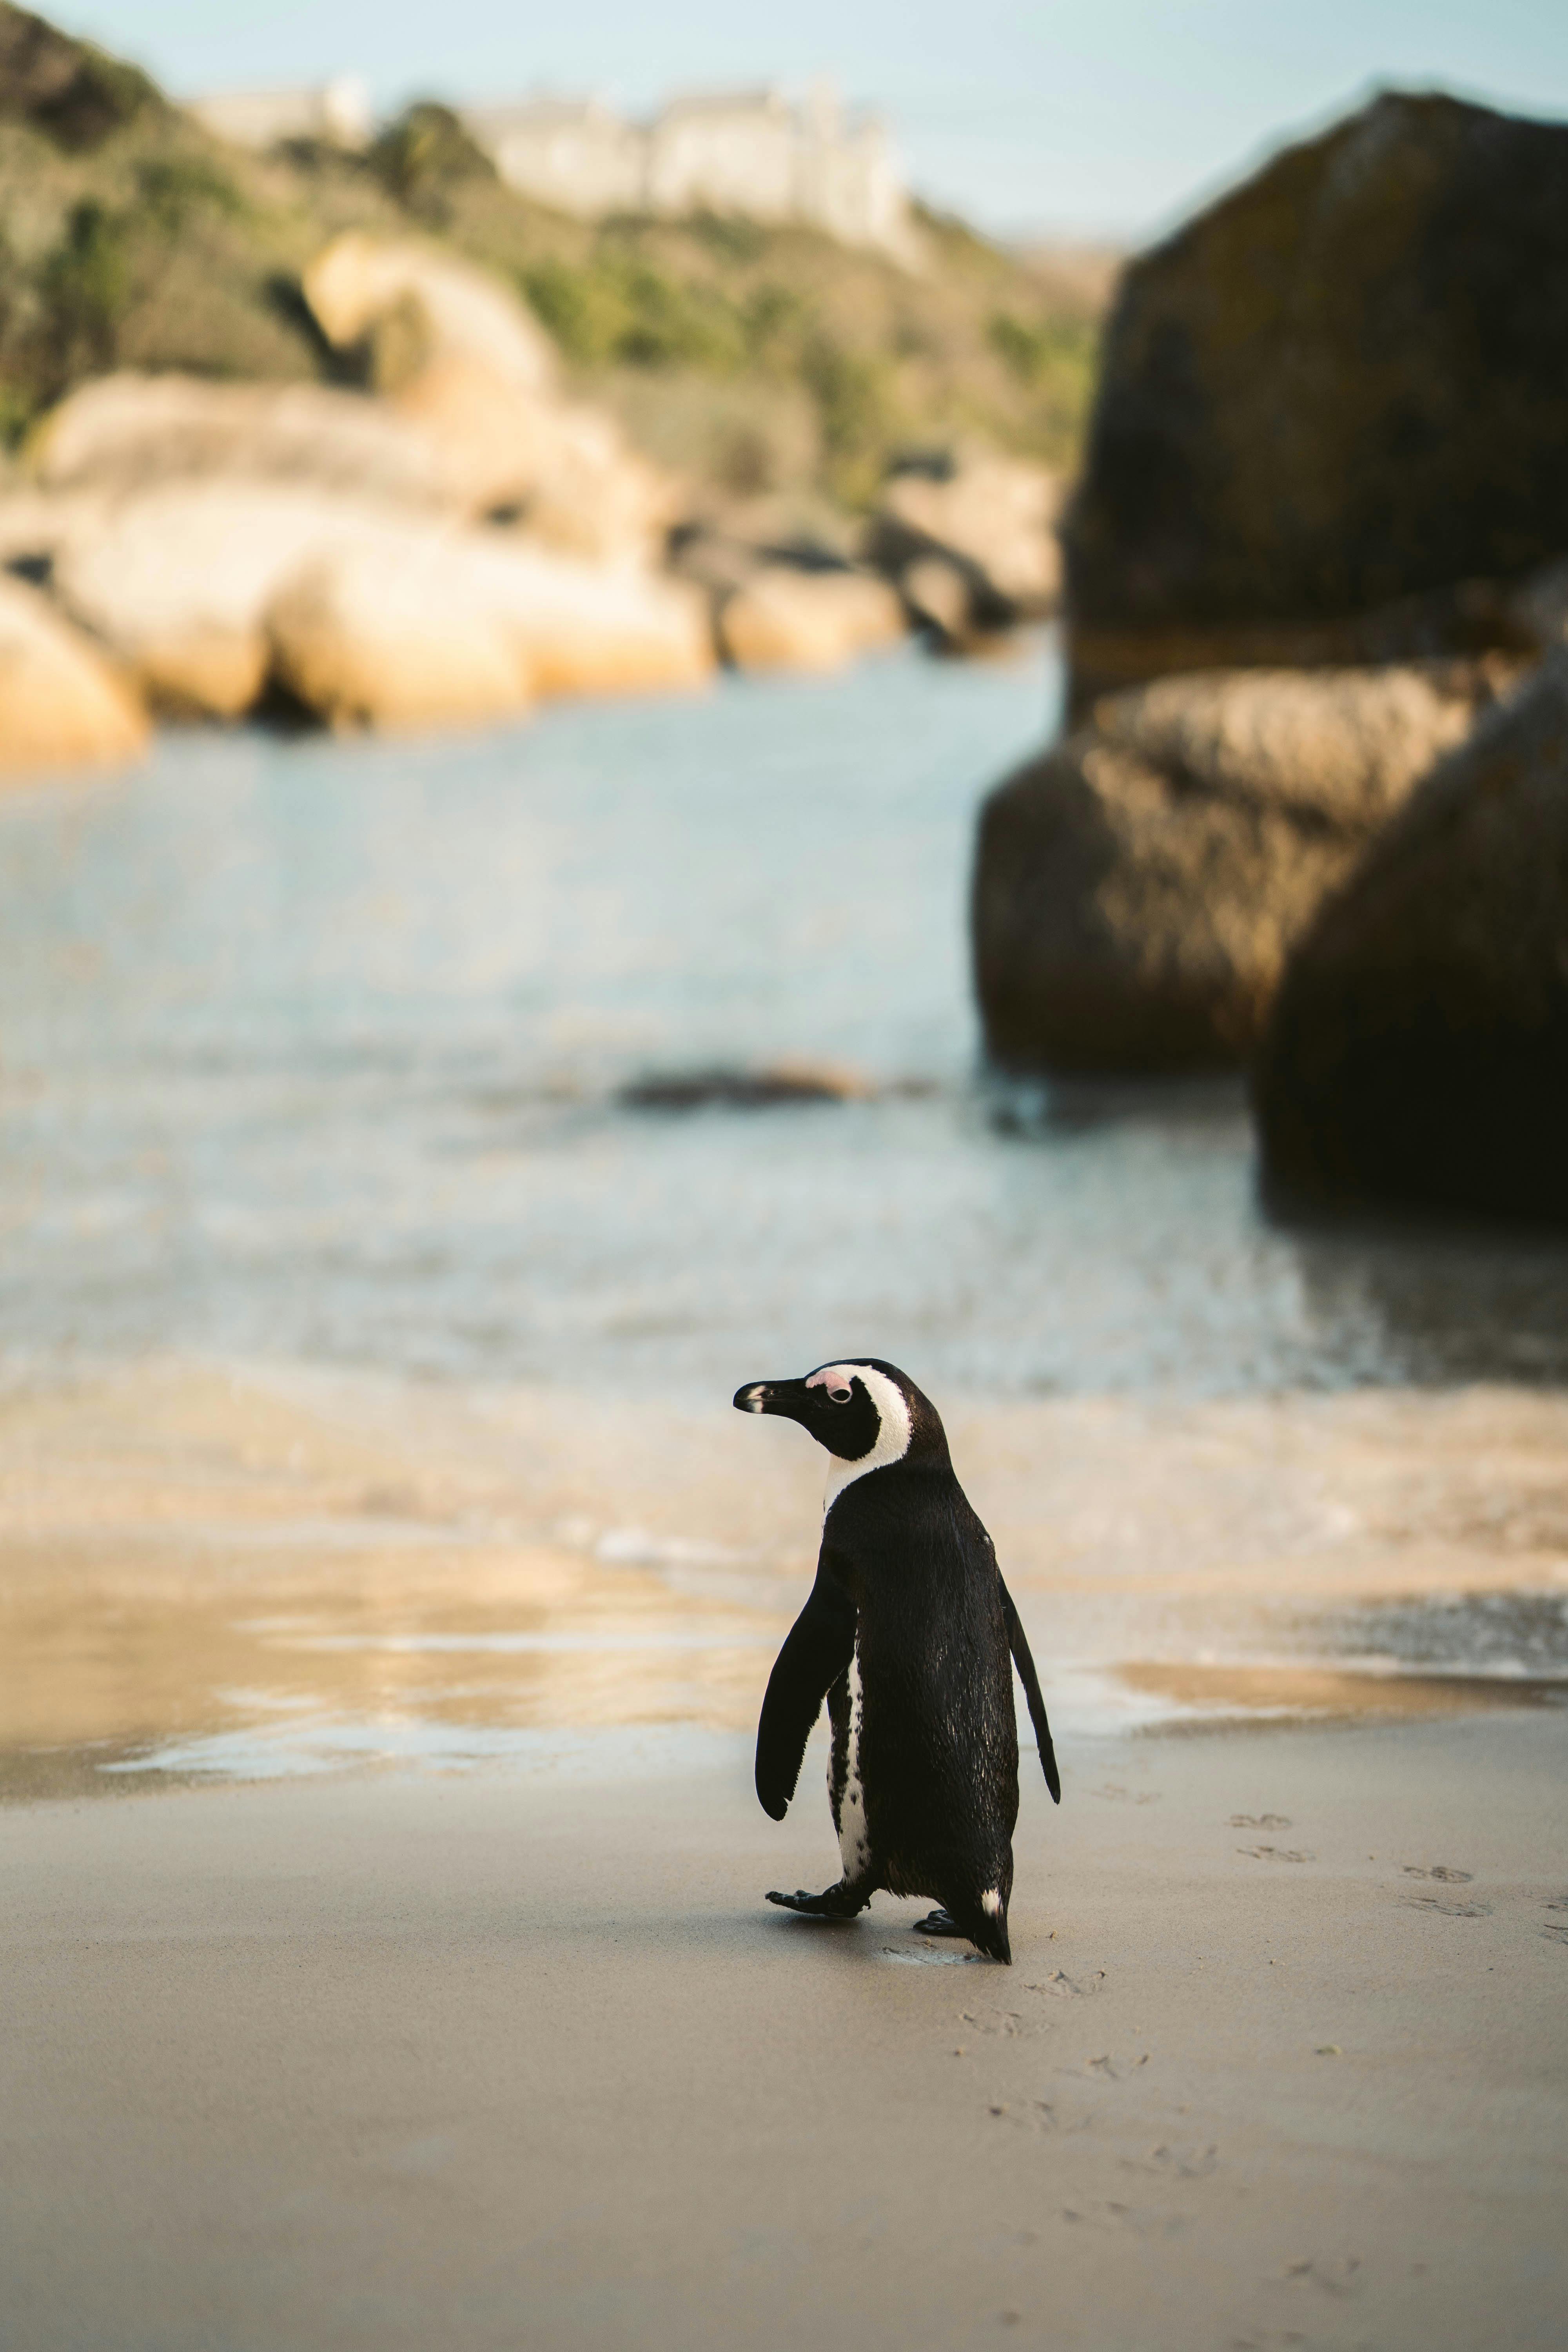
[[2, 1359, 1565, 1797], [1115, 1660, 1568, 1723]]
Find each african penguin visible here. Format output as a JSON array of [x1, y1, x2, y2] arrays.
[[733, 1359, 1060, 1963]]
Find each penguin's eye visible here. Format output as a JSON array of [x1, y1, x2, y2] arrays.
[[827, 1384, 853, 1404]]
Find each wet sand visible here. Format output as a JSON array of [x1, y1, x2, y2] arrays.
[[4, 1361, 1568, 1793], [3, 1709, 1566, 2351]]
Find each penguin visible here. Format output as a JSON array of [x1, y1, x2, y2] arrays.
[[733, 1358, 1060, 1963]]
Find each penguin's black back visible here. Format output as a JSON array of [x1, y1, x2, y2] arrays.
[[824, 1457, 1019, 1918]]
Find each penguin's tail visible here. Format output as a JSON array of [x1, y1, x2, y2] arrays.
[[966, 1896, 1012, 1966]]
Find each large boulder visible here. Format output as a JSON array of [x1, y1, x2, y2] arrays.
[[267, 538, 532, 735], [1255, 658, 1568, 1224], [49, 482, 391, 717], [269, 523, 713, 724], [717, 567, 905, 675], [0, 573, 146, 777], [1065, 93, 1568, 711], [27, 374, 452, 510], [973, 660, 1513, 1073]]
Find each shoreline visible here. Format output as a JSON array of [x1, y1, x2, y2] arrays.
[[3, 1356, 1567, 1801]]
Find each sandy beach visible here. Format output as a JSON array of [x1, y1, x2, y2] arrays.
[[1, 1364, 1566, 2347], [4, 1708, 1565, 2351]]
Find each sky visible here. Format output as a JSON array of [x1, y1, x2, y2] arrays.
[[54, 0, 1568, 238]]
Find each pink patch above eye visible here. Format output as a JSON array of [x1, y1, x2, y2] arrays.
[[807, 1367, 855, 1402]]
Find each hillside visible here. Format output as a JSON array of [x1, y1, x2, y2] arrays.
[[0, 5, 1111, 516]]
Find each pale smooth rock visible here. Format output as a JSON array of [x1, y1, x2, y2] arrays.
[[394, 357, 677, 567], [877, 454, 1063, 612], [51, 482, 399, 718], [303, 232, 559, 397], [0, 573, 147, 778], [27, 374, 453, 510], [266, 517, 713, 726], [267, 537, 532, 734], [718, 568, 905, 674]]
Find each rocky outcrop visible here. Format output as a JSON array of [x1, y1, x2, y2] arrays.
[[301, 233, 559, 398], [973, 660, 1514, 1073], [47, 482, 712, 724], [28, 373, 452, 509], [1064, 93, 1568, 711], [717, 566, 904, 674], [391, 356, 677, 568], [864, 450, 1060, 646], [49, 482, 381, 716], [1255, 658, 1568, 1224], [0, 572, 146, 776], [298, 235, 680, 570]]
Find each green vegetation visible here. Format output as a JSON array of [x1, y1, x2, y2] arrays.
[[0, 5, 1118, 497]]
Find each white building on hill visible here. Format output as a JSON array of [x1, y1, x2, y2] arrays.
[[190, 76, 373, 152], [462, 82, 918, 264]]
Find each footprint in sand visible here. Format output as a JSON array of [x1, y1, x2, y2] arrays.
[[993, 2099, 1094, 2137], [1237, 1845, 1315, 1863], [1229, 1814, 1291, 1829], [1081, 2051, 1150, 2081], [959, 2005, 1043, 2040], [1406, 1894, 1493, 1918], [1060, 2199, 1185, 2238], [1025, 1968, 1106, 2000], [1403, 1864, 1473, 1882], [1093, 1783, 1161, 1804], [1281, 2255, 1363, 2296], [1122, 2142, 1219, 2179]]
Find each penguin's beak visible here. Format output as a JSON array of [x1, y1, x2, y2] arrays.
[[732, 1378, 809, 1419]]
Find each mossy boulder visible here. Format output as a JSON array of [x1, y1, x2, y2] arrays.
[[1255, 659, 1568, 1225], [1065, 93, 1568, 711]]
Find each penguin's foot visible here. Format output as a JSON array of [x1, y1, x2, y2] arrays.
[[913, 1905, 1012, 1962], [766, 1881, 867, 1920], [912, 1907, 966, 1938]]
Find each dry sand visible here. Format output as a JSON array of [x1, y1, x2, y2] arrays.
[[2, 1711, 1565, 2351]]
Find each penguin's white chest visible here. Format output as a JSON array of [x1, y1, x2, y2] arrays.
[[831, 1646, 872, 1882]]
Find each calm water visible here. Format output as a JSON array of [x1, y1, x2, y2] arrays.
[[2, 635, 1566, 1400]]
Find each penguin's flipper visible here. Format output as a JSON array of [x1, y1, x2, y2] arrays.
[[755, 1565, 857, 1820], [998, 1573, 1061, 1804]]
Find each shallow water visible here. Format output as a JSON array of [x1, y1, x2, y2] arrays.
[[2, 635, 1567, 1399]]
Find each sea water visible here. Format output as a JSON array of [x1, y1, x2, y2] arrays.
[[1, 633, 1564, 1399]]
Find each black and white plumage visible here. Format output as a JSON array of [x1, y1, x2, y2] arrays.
[[733, 1358, 1059, 1964]]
